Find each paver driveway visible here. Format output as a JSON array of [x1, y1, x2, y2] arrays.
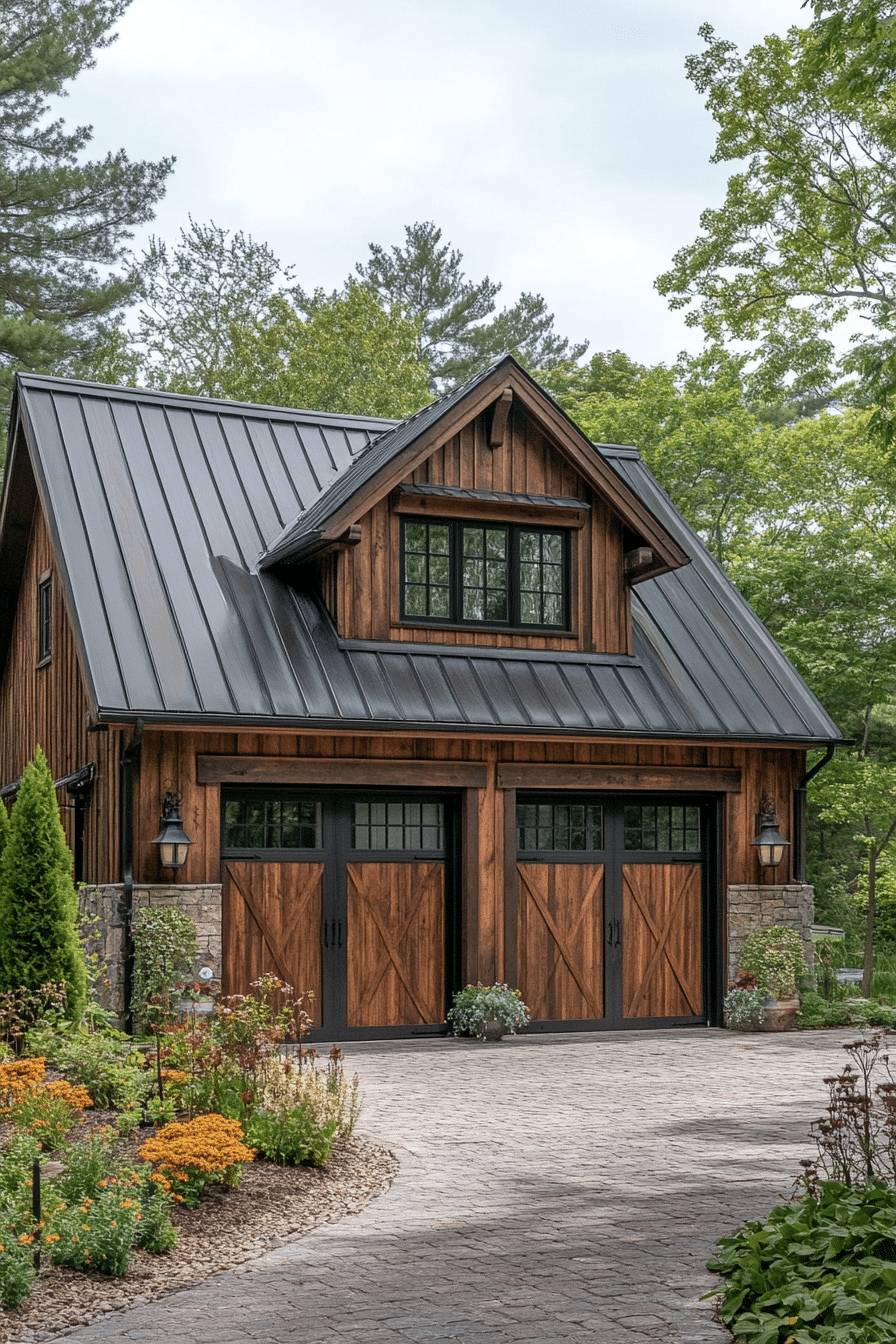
[[61, 1027, 857, 1344]]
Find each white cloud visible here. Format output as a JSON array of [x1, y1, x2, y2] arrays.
[[62, 0, 809, 365]]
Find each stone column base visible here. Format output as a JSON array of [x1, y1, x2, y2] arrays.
[[79, 883, 222, 1026], [726, 883, 814, 987]]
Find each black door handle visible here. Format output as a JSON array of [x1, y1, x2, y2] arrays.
[[337, 919, 343, 949], [614, 919, 621, 947], [323, 920, 328, 948], [607, 920, 613, 946]]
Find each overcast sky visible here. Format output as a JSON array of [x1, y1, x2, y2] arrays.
[[67, 0, 809, 367]]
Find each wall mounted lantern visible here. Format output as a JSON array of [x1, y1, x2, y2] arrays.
[[751, 797, 790, 869], [151, 791, 193, 870]]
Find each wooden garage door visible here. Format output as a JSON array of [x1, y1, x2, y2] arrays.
[[517, 863, 604, 1021], [515, 796, 707, 1028], [621, 863, 702, 1019], [346, 861, 445, 1027], [221, 790, 455, 1038], [222, 860, 323, 1004]]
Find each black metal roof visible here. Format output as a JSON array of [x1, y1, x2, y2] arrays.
[[1, 372, 844, 744]]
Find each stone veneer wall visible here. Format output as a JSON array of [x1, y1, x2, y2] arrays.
[[726, 884, 815, 987], [79, 884, 222, 1024]]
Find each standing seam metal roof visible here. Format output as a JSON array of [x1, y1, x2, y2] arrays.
[[5, 372, 844, 744]]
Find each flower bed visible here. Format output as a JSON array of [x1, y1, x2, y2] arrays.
[[0, 976, 374, 1334]]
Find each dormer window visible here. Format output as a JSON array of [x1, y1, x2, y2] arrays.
[[401, 518, 569, 631]]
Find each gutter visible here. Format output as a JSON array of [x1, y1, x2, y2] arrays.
[[794, 744, 839, 883], [119, 720, 144, 1034]]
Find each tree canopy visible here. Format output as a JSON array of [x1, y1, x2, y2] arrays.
[[354, 221, 587, 392], [137, 218, 290, 397], [223, 284, 431, 419], [0, 0, 172, 420], [655, 4, 896, 417]]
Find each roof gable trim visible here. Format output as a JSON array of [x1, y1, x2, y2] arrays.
[[259, 359, 690, 576]]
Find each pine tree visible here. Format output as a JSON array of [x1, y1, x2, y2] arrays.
[[354, 222, 587, 393], [0, 0, 173, 430], [0, 747, 86, 1019]]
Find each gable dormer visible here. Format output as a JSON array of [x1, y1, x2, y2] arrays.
[[260, 357, 689, 655]]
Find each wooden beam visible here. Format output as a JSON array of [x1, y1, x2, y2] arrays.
[[196, 755, 489, 789], [393, 492, 587, 529], [624, 546, 654, 579], [488, 388, 513, 449], [496, 764, 742, 793]]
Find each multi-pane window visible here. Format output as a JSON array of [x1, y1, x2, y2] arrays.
[[517, 801, 603, 852], [224, 798, 322, 850], [624, 805, 701, 852], [37, 575, 51, 663], [403, 522, 451, 619], [401, 518, 568, 629], [352, 801, 444, 851]]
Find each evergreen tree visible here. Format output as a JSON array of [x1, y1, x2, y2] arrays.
[[354, 221, 587, 393], [0, 747, 86, 1019], [0, 0, 173, 428]]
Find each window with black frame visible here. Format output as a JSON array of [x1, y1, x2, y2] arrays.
[[401, 517, 569, 630], [37, 574, 51, 664]]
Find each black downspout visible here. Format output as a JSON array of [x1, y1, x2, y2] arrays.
[[119, 720, 144, 1035], [794, 745, 837, 883]]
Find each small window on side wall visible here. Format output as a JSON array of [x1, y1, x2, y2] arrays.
[[37, 573, 51, 664]]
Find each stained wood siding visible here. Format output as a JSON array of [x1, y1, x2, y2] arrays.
[[329, 404, 629, 653], [132, 728, 805, 991], [0, 501, 120, 881]]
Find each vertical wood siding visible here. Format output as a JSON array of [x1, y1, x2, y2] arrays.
[[0, 503, 120, 881], [330, 404, 630, 653], [134, 728, 807, 990]]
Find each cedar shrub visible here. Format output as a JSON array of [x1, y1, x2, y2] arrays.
[[0, 748, 86, 1020]]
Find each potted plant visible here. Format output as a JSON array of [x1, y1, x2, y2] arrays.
[[732, 925, 807, 1032], [447, 983, 530, 1041], [723, 971, 768, 1032]]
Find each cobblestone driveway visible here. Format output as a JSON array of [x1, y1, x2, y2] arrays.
[[62, 1027, 856, 1344]]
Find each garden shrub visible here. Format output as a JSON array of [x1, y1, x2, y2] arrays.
[[0, 749, 86, 1020], [0, 983, 66, 1056], [51, 1029, 152, 1110], [0, 1218, 35, 1308], [708, 1182, 896, 1344], [132, 906, 197, 1031], [138, 1113, 254, 1206], [0, 1131, 41, 1201], [244, 1104, 339, 1166], [131, 1174, 178, 1253], [49, 1188, 142, 1275]]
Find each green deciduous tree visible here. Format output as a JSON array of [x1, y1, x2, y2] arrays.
[[0, 747, 86, 1020], [655, 6, 896, 417], [0, 0, 173, 424], [354, 221, 586, 392], [569, 347, 771, 565], [223, 284, 431, 419], [137, 218, 291, 396]]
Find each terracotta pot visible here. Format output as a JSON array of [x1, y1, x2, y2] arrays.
[[758, 996, 800, 1032]]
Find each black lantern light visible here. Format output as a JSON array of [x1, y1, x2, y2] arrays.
[[151, 791, 193, 870], [751, 797, 790, 869]]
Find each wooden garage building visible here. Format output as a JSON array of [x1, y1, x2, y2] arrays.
[[0, 358, 843, 1036]]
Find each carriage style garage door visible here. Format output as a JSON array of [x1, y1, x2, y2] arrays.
[[221, 790, 458, 1039], [515, 795, 711, 1029]]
